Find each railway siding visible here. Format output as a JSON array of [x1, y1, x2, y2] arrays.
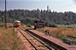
[[27, 30, 76, 50]]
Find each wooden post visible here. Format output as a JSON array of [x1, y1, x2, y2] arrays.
[[4, 0, 7, 28]]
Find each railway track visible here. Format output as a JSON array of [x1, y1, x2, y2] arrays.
[[17, 27, 68, 50], [26, 29, 67, 50], [17, 28, 54, 50]]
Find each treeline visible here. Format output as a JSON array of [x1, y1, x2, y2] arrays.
[[0, 9, 76, 25]]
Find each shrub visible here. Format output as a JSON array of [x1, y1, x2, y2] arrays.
[[26, 24, 31, 27], [49, 24, 57, 27], [0, 25, 4, 27]]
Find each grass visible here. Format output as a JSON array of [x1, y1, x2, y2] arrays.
[[57, 24, 76, 27], [0, 28, 21, 50], [36, 27, 76, 45], [21, 24, 76, 45]]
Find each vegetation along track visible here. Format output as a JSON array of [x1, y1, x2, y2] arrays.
[[17, 28, 54, 50]]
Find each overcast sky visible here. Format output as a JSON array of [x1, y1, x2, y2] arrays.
[[0, 0, 76, 12]]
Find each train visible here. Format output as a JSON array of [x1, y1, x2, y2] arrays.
[[13, 20, 21, 27], [13, 20, 45, 28], [34, 21, 45, 29]]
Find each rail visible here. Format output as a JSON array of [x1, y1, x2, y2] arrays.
[[17, 28, 53, 50]]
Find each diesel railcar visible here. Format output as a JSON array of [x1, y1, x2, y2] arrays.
[[14, 20, 21, 27]]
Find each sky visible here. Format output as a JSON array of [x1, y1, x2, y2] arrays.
[[0, 0, 76, 12]]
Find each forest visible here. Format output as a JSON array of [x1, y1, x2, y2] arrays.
[[0, 9, 76, 26]]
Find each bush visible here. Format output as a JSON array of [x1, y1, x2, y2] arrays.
[[45, 22, 57, 27], [49, 24, 57, 27], [0, 25, 4, 27], [26, 24, 31, 27]]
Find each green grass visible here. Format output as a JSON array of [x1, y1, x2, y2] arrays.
[[56, 24, 76, 27]]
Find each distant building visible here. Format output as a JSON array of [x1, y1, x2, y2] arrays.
[[47, 6, 51, 12], [47, 6, 49, 11]]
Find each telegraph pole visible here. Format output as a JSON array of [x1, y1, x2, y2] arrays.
[[4, 0, 7, 28]]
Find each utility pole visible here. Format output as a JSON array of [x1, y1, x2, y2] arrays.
[[4, 0, 7, 28]]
